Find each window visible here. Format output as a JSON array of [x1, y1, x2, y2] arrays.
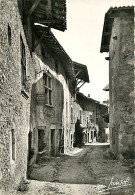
[[48, 90, 52, 105], [71, 106, 73, 123], [8, 25, 11, 46], [44, 73, 52, 105], [11, 129, 15, 161], [20, 36, 26, 86]]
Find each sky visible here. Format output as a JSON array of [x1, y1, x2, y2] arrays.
[[52, 0, 134, 103]]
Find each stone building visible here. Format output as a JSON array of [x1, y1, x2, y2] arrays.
[[75, 92, 108, 144], [0, 1, 34, 193], [0, 1, 91, 193], [28, 26, 75, 167], [100, 6, 134, 158], [67, 62, 90, 149], [0, 0, 67, 193]]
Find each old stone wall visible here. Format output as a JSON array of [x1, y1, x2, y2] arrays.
[[34, 39, 73, 154], [109, 11, 134, 157], [0, 0, 35, 193], [30, 53, 72, 159], [76, 95, 98, 125], [35, 36, 78, 153]]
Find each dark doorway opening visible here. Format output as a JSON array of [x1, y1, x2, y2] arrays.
[[38, 129, 45, 152], [28, 131, 32, 161], [59, 129, 63, 153], [51, 129, 55, 156]]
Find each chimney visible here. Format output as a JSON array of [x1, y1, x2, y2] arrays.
[[88, 94, 90, 98]]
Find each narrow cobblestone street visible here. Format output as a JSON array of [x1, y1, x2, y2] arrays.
[[24, 144, 134, 195]]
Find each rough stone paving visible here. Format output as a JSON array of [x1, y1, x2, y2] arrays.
[[0, 1, 134, 195], [24, 145, 133, 195]]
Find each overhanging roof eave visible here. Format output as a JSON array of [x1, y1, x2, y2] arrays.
[[34, 25, 75, 79], [76, 92, 99, 103], [31, 0, 67, 31], [100, 6, 134, 53], [73, 62, 89, 83]]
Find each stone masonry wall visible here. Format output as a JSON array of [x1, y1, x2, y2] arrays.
[[31, 53, 71, 158], [0, 0, 35, 193], [109, 16, 121, 155], [34, 40, 72, 153], [109, 11, 134, 157]]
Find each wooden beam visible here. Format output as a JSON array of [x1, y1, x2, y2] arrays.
[[76, 81, 85, 90], [27, 0, 41, 18], [76, 80, 82, 86], [75, 69, 83, 78], [34, 31, 46, 50]]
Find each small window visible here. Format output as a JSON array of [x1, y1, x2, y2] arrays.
[[8, 25, 11, 46], [44, 74, 47, 86], [48, 90, 52, 105], [11, 129, 15, 161], [45, 88, 48, 104], [44, 73, 52, 105], [48, 77, 52, 88], [20, 35, 26, 86]]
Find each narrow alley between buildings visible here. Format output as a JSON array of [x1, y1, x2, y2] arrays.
[[25, 144, 134, 195], [0, 1, 134, 195]]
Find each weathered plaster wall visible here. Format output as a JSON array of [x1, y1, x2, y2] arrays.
[[34, 40, 73, 154], [0, 0, 35, 193], [31, 53, 72, 158], [109, 11, 134, 157]]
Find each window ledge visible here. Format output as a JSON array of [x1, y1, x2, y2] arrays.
[[21, 88, 29, 99], [45, 104, 54, 108]]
